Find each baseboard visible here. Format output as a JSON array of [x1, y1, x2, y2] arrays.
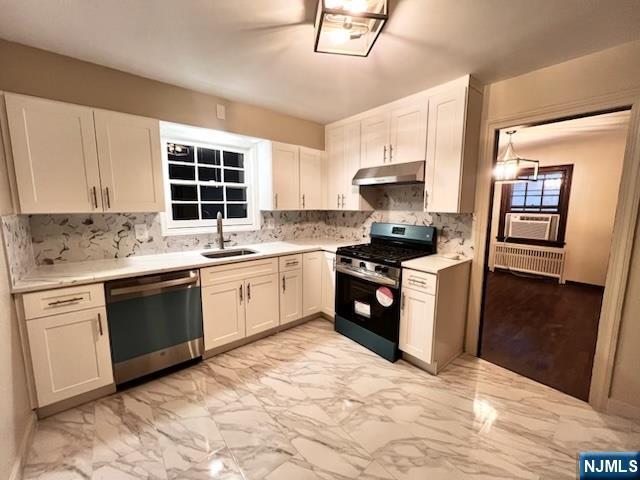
[[607, 398, 640, 420], [9, 411, 36, 480]]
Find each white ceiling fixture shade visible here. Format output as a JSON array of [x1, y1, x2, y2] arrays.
[[314, 0, 388, 57], [494, 131, 540, 183]]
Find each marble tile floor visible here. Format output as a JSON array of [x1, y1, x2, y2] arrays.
[[23, 319, 639, 480]]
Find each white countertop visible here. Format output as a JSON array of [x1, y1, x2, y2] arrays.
[[12, 239, 358, 294], [402, 254, 472, 274]]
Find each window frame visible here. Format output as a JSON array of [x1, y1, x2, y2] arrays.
[[159, 123, 261, 236], [497, 164, 574, 247]]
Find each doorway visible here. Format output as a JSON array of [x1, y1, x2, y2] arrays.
[[479, 109, 631, 401]]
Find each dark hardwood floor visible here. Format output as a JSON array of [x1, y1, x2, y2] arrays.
[[480, 270, 604, 401]]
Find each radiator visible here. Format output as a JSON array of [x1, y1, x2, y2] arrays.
[[492, 243, 566, 283]]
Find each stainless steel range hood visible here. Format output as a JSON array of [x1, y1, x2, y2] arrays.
[[352, 160, 425, 186]]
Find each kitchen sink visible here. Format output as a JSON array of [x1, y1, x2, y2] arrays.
[[201, 249, 257, 259]]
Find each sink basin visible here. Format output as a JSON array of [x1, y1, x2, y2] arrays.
[[201, 249, 257, 259]]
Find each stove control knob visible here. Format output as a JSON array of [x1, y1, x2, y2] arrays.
[[375, 265, 389, 274], [359, 262, 366, 268]]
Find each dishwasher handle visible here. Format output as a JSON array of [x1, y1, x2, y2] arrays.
[[108, 270, 199, 300]]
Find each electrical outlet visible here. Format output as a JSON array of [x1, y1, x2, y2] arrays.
[[264, 216, 275, 229], [134, 224, 149, 242], [216, 104, 226, 120]]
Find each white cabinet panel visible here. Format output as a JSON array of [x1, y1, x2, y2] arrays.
[[390, 103, 428, 164], [5, 93, 102, 213], [280, 269, 303, 325], [326, 126, 345, 210], [343, 122, 362, 210], [321, 252, 336, 317], [360, 113, 390, 168], [94, 110, 164, 212], [399, 288, 435, 363], [272, 142, 300, 210], [245, 273, 280, 335], [303, 252, 322, 316], [202, 280, 245, 350], [299, 147, 323, 210], [27, 307, 113, 407]]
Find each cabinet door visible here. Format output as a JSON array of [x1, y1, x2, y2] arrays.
[[299, 147, 323, 210], [326, 126, 345, 210], [272, 142, 300, 210], [245, 273, 280, 335], [360, 113, 390, 168], [425, 87, 467, 213], [280, 269, 303, 325], [321, 252, 336, 316], [342, 122, 362, 210], [94, 110, 164, 212], [5, 93, 102, 214], [399, 288, 436, 363], [302, 252, 322, 316], [390, 102, 428, 164], [202, 280, 245, 350], [26, 307, 113, 407]]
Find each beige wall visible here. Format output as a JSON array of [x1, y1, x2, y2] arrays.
[[0, 135, 32, 478], [0, 39, 324, 149], [489, 129, 628, 286]]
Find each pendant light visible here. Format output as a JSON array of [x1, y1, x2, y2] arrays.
[[494, 130, 539, 183]]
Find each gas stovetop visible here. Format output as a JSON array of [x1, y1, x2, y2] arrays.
[[336, 243, 432, 266]]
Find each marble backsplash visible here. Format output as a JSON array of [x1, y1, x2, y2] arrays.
[[1, 214, 36, 286]]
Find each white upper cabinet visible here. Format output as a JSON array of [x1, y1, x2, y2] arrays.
[[299, 147, 323, 210], [390, 102, 429, 164], [94, 110, 164, 212], [4, 93, 164, 214], [271, 142, 300, 210], [424, 85, 482, 213], [326, 126, 345, 209], [360, 113, 390, 168], [5, 93, 102, 213]]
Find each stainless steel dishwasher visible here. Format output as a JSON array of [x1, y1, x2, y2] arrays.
[[105, 269, 203, 385]]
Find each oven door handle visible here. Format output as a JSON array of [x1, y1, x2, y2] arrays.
[[336, 265, 398, 287]]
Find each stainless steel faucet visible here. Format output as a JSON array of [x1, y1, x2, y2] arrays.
[[216, 212, 225, 250]]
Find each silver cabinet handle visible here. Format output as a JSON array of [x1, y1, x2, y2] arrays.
[[239, 284, 243, 303], [401, 293, 406, 311], [92, 186, 98, 209], [285, 260, 299, 267], [408, 277, 427, 287], [341, 194, 345, 208], [97, 312, 104, 336], [302, 194, 305, 209], [247, 283, 251, 301], [274, 193, 278, 209], [48, 296, 84, 307], [282, 275, 286, 292], [337, 194, 340, 208], [104, 187, 112, 209], [383, 145, 387, 163], [389, 144, 393, 162]]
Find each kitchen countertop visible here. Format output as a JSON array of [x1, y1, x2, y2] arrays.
[[402, 254, 472, 274], [12, 239, 360, 294]]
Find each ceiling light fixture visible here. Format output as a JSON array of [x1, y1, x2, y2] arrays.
[[494, 131, 539, 183], [314, 0, 388, 57]]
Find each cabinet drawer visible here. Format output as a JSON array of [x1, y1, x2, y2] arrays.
[[279, 254, 303, 272], [402, 269, 437, 295], [201, 257, 278, 287], [23, 283, 105, 320]]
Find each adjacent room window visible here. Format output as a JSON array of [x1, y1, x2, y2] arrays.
[[497, 164, 573, 245], [161, 123, 259, 235]]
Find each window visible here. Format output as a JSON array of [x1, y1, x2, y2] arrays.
[[161, 123, 259, 235], [497, 165, 573, 245]]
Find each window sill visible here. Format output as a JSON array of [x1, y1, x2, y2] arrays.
[[495, 237, 565, 248], [160, 214, 261, 237]]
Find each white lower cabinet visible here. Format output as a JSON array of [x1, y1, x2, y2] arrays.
[[302, 252, 322, 316], [321, 252, 336, 316], [280, 269, 303, 325], [202, 280, 245, 350], [246, 274, 280, 335], [27, 306, 113, 407], [399, 287, 435, 362]]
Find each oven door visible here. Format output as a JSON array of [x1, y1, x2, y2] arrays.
[[335, 269, 401, 342]]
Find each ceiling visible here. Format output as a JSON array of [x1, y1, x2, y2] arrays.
[[498, 110, 632, 153], [0, 0, 638, 124]]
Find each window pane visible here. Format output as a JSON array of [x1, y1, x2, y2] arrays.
[[512, 182, 526, 192], [542, 195, 560, 206], [224, 169, 244, 183], [227, 203, 248, 219], [223, 151, 244, 168], [525, 196, 542, 206], [200, 186, 223, 201], [199, 167, 222, 182], [169, 164, 195, 181], [198, 148, 220, 166], [172, 203, 199, 220], [527, 180, 543, 192], [168, 143, 194, 163], [170, 184, 197, 201], [201, 204, 224, 219], [511, 196, 525, 207], [226, 187, 247, 202]]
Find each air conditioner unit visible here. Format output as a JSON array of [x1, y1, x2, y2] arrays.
[[505, 213, 560, 241]]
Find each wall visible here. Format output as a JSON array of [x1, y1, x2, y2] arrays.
[[0, 39, 324, 150], [488, 129, 628, 286], [0, 124, 33, 479]]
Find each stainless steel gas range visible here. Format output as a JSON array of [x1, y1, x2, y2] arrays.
[[334, 223, 437, 362]]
